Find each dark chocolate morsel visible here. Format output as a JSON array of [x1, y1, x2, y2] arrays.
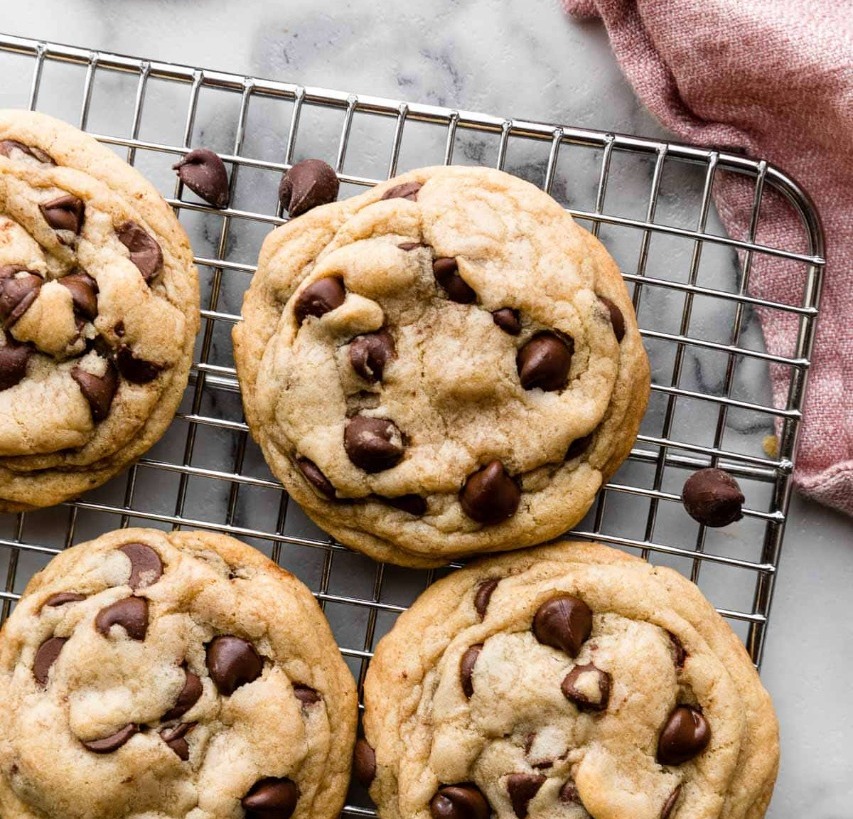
[[44, 592, 86, 608], [0, 339, 33, 392], [661, 785, 682, 819], [39, 194, 85, 234], [382, 494, 427, 516], [532, 594, 592, 658], [33, 636, 67, 686], [669, 633, 687, 669], [681, 468, 745, 527], [159, 722, 194, 761], [430, 784, 490, 819], [116, 222, 164, 283], [517, 331, 573, 391], [565, 433, 594, 461], [657, 705, 711, 765], [433, 257, 476, 304], [474, 579, 499, 619], [353, 738, 376, 787], [0, 266, 43, 328], [119, 542, 163, 590], [95, 597, 149, 641], [115, 345, 164, 384], [293, 684, 321, 706], [492, 308, 521, 335], [344, 416, 405, 473], [162, 667, 203, 721], [296, 457, 336, 499], [459, 644, 483, 698], [506, 773, 545, 819], [398, 241, 427, 251], [349, 330, 395, 382], [558, 781, 581, 805], [598, 296, 626, 342], [561, 663, 612, 712], [381, 181, 422, 201], [82, 723, 138, 753], [71, 360, 119, 422], [278, 159, 339, 217], [294, 277, 346, 324], [241, 777, 299, 819], [173, 148, 230, 209], [59, 271, 99, 320], [459, 460, 520, 525], [206, 635, 263, 696], [0, 139, 54, 164]]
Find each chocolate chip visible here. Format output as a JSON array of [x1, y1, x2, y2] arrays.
[[114, 321, 126, 338], [517, 331, 573, 391], [82, 724, 138, 754], [474, 579, 499, 619], [162, 667, 203, 721], [242, 777, 299, 819], [562, 663, 611, 712], [353, 738, 376, 787], [430, 785, 489, 819], [44, 592, 86, 608], [279, 159, 339, 217], [598, 296, 626, 342], [95, 597, 148, 641], [173, 148, 230, 209], [657, 705, 711, 765], [398, 241, 427, 251], [382, 494, 427, 515], [0, 266, 43, 328], [0, 340, 32, 392], [558, 782, 581, 805], [681, 468, 744, 527], [344, 416, 405, 473], [39, 194, 85, 234], [71, 360, 119, 422], [119, 543, 163, 590], [506, 773, 545, 819], [59, 271, 99, 319], [492, 308, 521, 335], [565, 433, 593, 461], [294, 277, 346, 324], [669, 633, 687, 669], [293, 684, 321, 706], [459, 460, 520, 525], [115, 345, 163, 384], [0, 140, 54, 164], [460, 644, 483, 698], [350, 329, 395, 382], [33, 636, 67, 686], [661, 785, 682, 819], [295, 457, 336, 499], [532, 594, 592, 658], [206, 635, 263, 696], [433, 257, 476, 304], [381, 181, 421, 201], [116, 222, 164, 283], [159, 722, 194, 761]]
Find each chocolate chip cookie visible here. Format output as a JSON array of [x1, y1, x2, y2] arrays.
[[0, 528, 357, 819], [361, 541, 778, 819], [0, 110, 199, 511], [234, 166, 650, 567]]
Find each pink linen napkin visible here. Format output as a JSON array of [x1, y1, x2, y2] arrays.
[[564, 0, 853, 515]]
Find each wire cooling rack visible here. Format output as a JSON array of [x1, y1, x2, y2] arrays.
[[0, 33, 824, 802]]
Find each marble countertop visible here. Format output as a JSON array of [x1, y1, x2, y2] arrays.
[[3, 1, 852, 815]]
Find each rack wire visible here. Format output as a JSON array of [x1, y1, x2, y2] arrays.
[[0, 33, 824, 813]]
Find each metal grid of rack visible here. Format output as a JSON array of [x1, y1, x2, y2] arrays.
[[0, 34, 824, 799]]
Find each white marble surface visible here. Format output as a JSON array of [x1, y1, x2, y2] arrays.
[[2, 1, 852, 815]]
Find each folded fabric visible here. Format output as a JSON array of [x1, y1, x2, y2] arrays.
[[564, 0, 853, 516]]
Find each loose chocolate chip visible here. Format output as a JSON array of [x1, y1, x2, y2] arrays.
[[669, 633, 687, 669], [119, 542, 163, 590], [39, 194, 85, 234], [296, 457, 336, 499], [82, 724, 138, 754], [561, 663, 612, 712], [598, 296, 626, 342], [116, 222, 164, 283], [459, 460, 520, 525], [71, 360, 119, 422], [115, 345, 164, 384], [294, 277, 346, 324], [517, 332, 573, 391], [353, 738, 376, 787], [0, 340, 32, 392], [344, 416, 405, 473], [242, 777, 299, 819], [206, 635, 263, 696], [382, 181, 421, 201], [44, 592, 86, 608], [33, 636, 67, 686], [681, 468, 744, 527], [279, 159, 339, 217], [532, 594, 592, 658], [558, 782, 581, 805], [293, 684, 321, 706], [474, 579, 499, 619], [159, 722, 194, 761], [0, 266, 43, 328], [59, 271, 99, 319], [433, 257, 476, 304], [492, 308, 521, 335], [506, 773, 545, 819], [459, 644, 483, 698], [657, 705, 711, 765], [398, 241, 427, 251], [173, 148, 230, 208], [382, 494, 427, 515], [162, 667, 203, 721], [350, 329, 395, 382], [661, 785, 682, 819], [0, 140, 54, 164], [95, 597, 148, 641], [430, 785, 489, 819], [565, 433, 594, 461]]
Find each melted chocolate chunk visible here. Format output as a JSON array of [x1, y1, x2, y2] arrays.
[[43, 592, 86, 608], [162, 667, 203, 721], [116, 222, 164, 283], [474, 579, 499, 619], [296, 457, 337, 499], [381, 181, 421, 201], [0, 266, 43, 328], [0, 140, 54, 164], [293, 684, 321, 706], [119, 542, 163, 590], [344, 416, 405, 473], [532, 594, 592, 658], [681, 468, 744, 527], [94, 597, 149, 641], [279, 159, 339, 216], [433, 257, 476, 304], [242, 777, 299, 819], [561, 663, 612, 712], [565, 433, 594, 461], [82, 724, 138, 754], [506, 773, 545, 819], [657, 705, 711, 765], [459, 644, 483, 698], [598, 295, 626, 342], [39, 194, 85, 235], [349, 329, 395, 382], [492, 308, 521, 335], [353, 738, 377, 787], [173, 148, 230, 209], [398, 241, 427, 251], [669, 633, 687, 669], [661, 785, 682, 819], [159, 722, 194, 761], [33, 636, 67, 686], [294, 277, 346, 324], [430, 784, 490, 819], [59, 271, 99, 320], [0, 340, 32, 392], [115, 345, 164, 384], [71, 360, 119, 422], [206, 635, 263, 695], [459, 461, 520, 525], [517, 331, 573, 391], [559, 781, 581, 805]]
